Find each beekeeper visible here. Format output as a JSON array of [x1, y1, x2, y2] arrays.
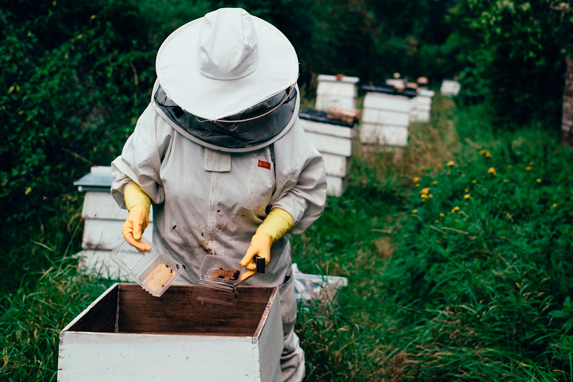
[[110, 7, 326, 382]]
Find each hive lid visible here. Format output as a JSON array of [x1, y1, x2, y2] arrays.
[[111, 239, 184, 297], [299, 108, 354, 127]]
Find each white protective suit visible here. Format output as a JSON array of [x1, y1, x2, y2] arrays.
[[111, 86, 327, 381]]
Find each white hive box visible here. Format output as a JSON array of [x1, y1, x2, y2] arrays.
[[299, 108, 357, 196], [440, 79, 461, 96], [359, 85, 416, 147], [315, 74, 359, 111], [410, 89, 435, 123], [58, 283, 283, 382], [73, 166, 153, 278]]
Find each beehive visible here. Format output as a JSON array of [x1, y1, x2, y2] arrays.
[[440, 79, 461, 96], [410, 89, 435, 123], [299, 108, 357, 196], [315, 74, 359, 111], [73, 166, 153, 279], [360, 84, 415, 147], [58, 283, 283, 382]]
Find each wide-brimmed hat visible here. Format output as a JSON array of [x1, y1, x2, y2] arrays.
[[156, 8, 299, 121]]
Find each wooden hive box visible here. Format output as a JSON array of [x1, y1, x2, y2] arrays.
[[73, 166, 153, 278], [440, 79, 461, 96], [359, 85, 416, 147], [58, 283, 283, 382], [410, 89, 435, 123], [315, 74, 359, 111], [299, 108, 357, 196]]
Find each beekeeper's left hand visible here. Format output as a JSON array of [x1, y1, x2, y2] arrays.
[[239, 208, 294, 282]]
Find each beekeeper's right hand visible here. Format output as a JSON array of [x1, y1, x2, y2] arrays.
[[122, 182, 152, 253]]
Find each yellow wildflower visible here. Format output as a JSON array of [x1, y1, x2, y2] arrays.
[[461, 173, 465, 177], [91, 15, 96, 19], [472, 180, 477, 184], [440, 213, 444, 217], [429, 194, 433, 198], [413, 176, 420, 183], [529, 161, 534, 166], [420, 188, 430, 194], [412, 209, 418, 213], [77, 34, 83, 39], [488, 167, 496, 175], [421, 194, 428, 199], [432, 181, 438, 185], [526, 166, 532, 171], [536, 179, 541, 183], [508, 165, 512, 168], [504, 179, 508, 183], [464, 194, 471, 199], [447, 161, 455, 167], [552, 203, 557, 208], [479, 149, 491, 157], [464, 188, 469, 192], [415, 183, 420, 187], [451, 206, 460, 213]]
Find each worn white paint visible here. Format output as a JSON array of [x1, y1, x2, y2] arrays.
[[359, 123, 409, 147], [362, 93, 411, 113], [304, 131, 353, 157], [325, 175, 347, 197], [82, 219, 153, 250], [362, 108, 410, 127], [58, 284, 283, 382], [315, 74, 359, 112], [321, 153, 351, 178], [300, 119, 354, 139], [440, 79, 461, 96]]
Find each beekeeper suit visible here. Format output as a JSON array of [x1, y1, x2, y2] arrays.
[[110, 8, 326, 382]]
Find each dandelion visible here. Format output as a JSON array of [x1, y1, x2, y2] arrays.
[[412, 209, 418, 213], [420, 188, 430, 195], [447, 161, 455, 167], [479, 149, 491, 157], [413, 177, 420, 183], [432, 181, 438, 186], [472, 180, 477, 184], [552, 203, 557, 208], [536, 179, 541, 183], [434, 220, 439, 223], [464, 188, 469, 192], [464, 194, 471, 199], [440, 213, 444, 217], [91, 15, 96, 19], [421, 194, 428, 199], [429, 194, 433, 198], [77, 34, 83, 39], [415, 183, 420, 187], [451, 206, 460, 213], [488, 167, 496, 175]]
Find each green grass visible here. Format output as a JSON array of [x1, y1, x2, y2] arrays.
[[2, 96, 572, 381]]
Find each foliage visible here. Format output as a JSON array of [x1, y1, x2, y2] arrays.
[[451, 0, 572, 129]]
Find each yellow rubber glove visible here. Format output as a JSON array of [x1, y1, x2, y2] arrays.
[[239, 208, 294, 282], [122, 182, 152, 253]]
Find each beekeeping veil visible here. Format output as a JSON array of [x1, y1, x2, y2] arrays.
[[153, 7, 300, 152]]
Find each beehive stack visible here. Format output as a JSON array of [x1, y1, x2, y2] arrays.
[[315, 74, 360, 111], [410, 89, 435, 123], [73, 166, 153, 279], [360, 84, 415, 147], [299, 108, 357, 196], [440, 79, 461, 96]]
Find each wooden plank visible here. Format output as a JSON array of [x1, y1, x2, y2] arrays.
[[326, 175, 347, 197], [300, 119, 355, 139], [322, 153, 351, 177], [305, 131, 353, 157], [63, 283, 119, 333], [361, 108, 410, 126], [58, 332, 265, 381], [363, 93, 411, 112], [315, 95, 356, 111], [82, 219, 153, 250], [117, 284, 274, 335], [359, 123, 409, 147]]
